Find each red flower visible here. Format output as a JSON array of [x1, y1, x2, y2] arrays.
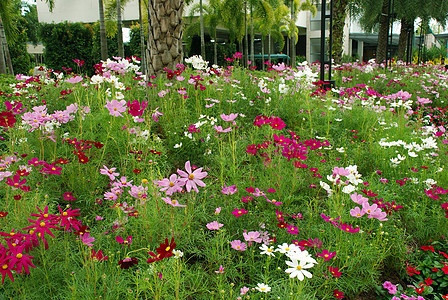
[[5, 175, 26, 188], [421, 245, 435, 252], [406, 265, 420, 276], [133, 169, 141, 174], [0, 211, 7, 218], [425, 277, 433, 286], [156, 237, 176, 259], [442, 264, 448, 275], [0, 111, 16, 128], [91, 249, 108, 261], [439, 251, 448, 259], [118, 257, 138, 269], [333, 289, 344, 299], [415, 287, 424, 294], [360, 189, 378, 197], [16, 169, 30, 177], [327, 266, 342, 277], [54, 158, 70, 165]]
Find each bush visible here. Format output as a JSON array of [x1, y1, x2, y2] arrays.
[[39, 22, 95, 74]]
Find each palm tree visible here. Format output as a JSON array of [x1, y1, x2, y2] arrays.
[[0, 0, 18, 74], [286, 0, 316, 67], [99, 0, 108, 60], [146, 0, 191, 76]]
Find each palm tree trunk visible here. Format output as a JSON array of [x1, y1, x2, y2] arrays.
[[250, 1, 254, 65], [214, 28, 218, 65], [0, 17, 12, 74], [138, 0, 146, 75], [117, 0, 124, 58], [332, 0, 348, 64], [376, 0, 389, 64], [99, 0, 108, 60], [147, 0, 184, 76], [0, 37, 6, 74], [397, 18, 411, 62], [244, 0, 248, 67], [200, 0, 206, 59], [290, 0, 296, 67]]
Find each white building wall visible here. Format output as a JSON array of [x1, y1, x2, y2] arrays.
[[36, 0, 140, 23]]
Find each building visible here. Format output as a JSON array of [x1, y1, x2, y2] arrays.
[[36, 0, 435, 63]]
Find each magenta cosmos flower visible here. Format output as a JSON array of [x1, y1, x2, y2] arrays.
[[177, 161, 207, 193]]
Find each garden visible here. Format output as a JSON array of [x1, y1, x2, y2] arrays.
[[0, 54, 447, 300]]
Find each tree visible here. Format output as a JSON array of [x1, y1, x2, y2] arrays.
[[146, 0, 192, 76], [332, 0, 350, 64], [105, 0, 134, 58], [355, 0, 448, 64], [286, 0, 316, 67], [99, 0, 108, 60], [0, 0, 18, 74]]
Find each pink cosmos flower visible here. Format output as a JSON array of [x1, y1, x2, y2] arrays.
[[162, 197, 187, 207], [104, 100, 126, 117], [157, 174, 182, 195], [79, 232, 95, 247], [215, 265, 225, 273], [350, 192, 368, 205], [206, 221, 224, 230], [243, 231, 262, 244], [177, 161, 207, 193], [220, 113, 238, 122], [65, 76, 83, 84], [100, 165, 119, 181], [230, 240, 247, 251], [361, 202, 380, 215], [215, 207, 221, 215], [214, 125, 232, 133], [152, 107, 163, 122], [350, 206, 365, 218], [221, 184, 237, 195], [240, 287, 250, 295], [369, 210, 388, 221]]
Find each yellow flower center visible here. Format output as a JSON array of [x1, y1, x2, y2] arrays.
[[172, 200, 177, 204], [44, 214, 48, 218], [63, 212, 68, 216], [52, 167, 56, 171], [14, 183, 18, 186], [169, 182, 174, 187], [16, 253, 22, 259], [40, 222, 45, 227], [324, 254, 329, 257], [261, 288, 265, 291], [2, 264, 7, 270], [165, 246, 170, 251], [296, 265, 302, 270], [188, 174, 194, 180]]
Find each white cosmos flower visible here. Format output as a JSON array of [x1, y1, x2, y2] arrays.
[[259, 244, 275, 257], [255, 283, 271, 293], [285, 258, 315, 280]]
